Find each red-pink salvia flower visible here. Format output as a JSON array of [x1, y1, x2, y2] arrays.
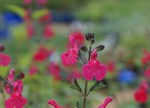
[[134, 81, 148, 104], [67, 69, 82, 81], [37, 0, 48, 6], [23, 9, 31, 22], [139, 80, 149, 90], [48, 62, 61, 80], [144, 67, 150, 79], [5, 68, 23, 94], [43, 24, 54, 39], [29, 63, 38, 76], [98, 97, 113, 108], [23, 0, 32, 5], [141, 49, 150, 65], [0, 52, 11, 66], [82, 49, 107, 81], [48, 99, 62, 108], [106, 59, 116, 73], [33, 46, 51, 62], [5, 93, 28, 108], [134, 88, 148, 104], [61, 36, 79, 66], [26, 24, 34, 38], [38, 13, 51, 23], [66, 32, 85, 49]]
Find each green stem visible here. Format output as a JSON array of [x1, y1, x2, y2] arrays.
[[82, 80, 88, 108], [1, 89, 6, 107], [82, 44, 92, 108]]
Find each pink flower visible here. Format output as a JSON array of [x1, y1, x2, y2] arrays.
[[106, 59, 116, 73], [61, 36, 79, 66], [144, 67, 150, 79], [23, 10, 31, 22], [37, 0, 48, 6], [5, 68, 23, 94], [134, 88, 148, 104], [29, 64, 38, 76], [98, 97, 113, 108], [134, 81, 148, 104], [43, 24, 54, 39], [48, 99, 62, 108], [27, 24, 34, 38], [67, 69, 82, 81], [66, 32, 85, 49], [23, 0, 32, 5], [82, 50, 107, 81], [48, 62, 61, 80], [38, 13, 51, 23], [0, 52, 11, 66], [5, 93, 28, 108], [139, 80, 149, 90], [141, 49, 150, 65], [33, 46, 51, 62]]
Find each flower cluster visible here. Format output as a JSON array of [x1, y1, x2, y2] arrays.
[[49, 33, 113, 108], [4, 69, 28, 108], [0, 45, 11, 66], [134, 81, 149, 104], [0, 45, 27, 108], [61, 35, 79, 66], [23, 0, 53, 39], [82, 49, 107, 81], [48, 97, 113, 108], [141, 49, 150, 65]]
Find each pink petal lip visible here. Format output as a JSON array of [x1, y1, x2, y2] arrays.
[[98, 97, 113, 108], [48, 99, 62, 108], [0, 52, 11, 66]]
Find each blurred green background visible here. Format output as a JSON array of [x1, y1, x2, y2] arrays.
[[0, 0, 150, 108]]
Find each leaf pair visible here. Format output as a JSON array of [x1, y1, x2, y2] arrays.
[[89, 81, 106, 92], [71, 79, 82, 92]]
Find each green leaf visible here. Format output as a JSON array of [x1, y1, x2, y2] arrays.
[[94, 45, 104, 51], [0, 76, 5, 82], [5, 5, 26, 17], [89, 81, 106, 92], [71, 79, 82, 92], [71, 85, 81, 92], [80, 46, 88, 52], [2, 81, 8, 88], [75, 101, 80, 108], [78, 49, 87, 64], [32, 9, 49, 20]]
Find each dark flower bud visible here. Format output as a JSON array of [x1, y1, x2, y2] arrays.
[[85, 33, 95, 41], [91, 40, 95, 45], [0, 44, 5, 52], [12, 72, 25, 82]]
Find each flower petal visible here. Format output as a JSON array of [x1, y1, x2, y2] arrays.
[[48, 99, 62, 108], [82, 64, 94, 80], [0, 52, 11, 66], [95, 64, 107, 81], [98, 97, 113, 108]]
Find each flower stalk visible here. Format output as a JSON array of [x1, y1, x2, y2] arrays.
[[82, 43, 92, 108]]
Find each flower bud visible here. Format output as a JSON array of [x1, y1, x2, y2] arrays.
[[0, 44, 5, 52], [85, 33, 95, 41]]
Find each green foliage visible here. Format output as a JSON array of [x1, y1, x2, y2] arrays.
[[76, 0, 150, 21]]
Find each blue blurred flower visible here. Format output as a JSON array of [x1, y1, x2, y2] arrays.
[[0, 12, 23, 39], [3, 12, 23, 25], [0, 30, 10, 39], [118, 68, 136, 84]]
